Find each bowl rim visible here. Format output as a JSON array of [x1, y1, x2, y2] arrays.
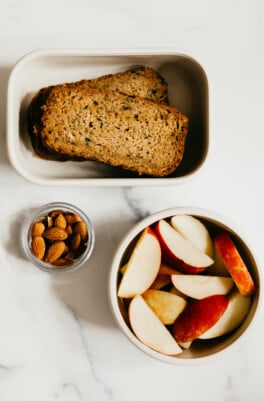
[[108, 206, 263, 365]]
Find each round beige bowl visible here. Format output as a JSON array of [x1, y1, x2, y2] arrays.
[[108, 207, 262, 365]]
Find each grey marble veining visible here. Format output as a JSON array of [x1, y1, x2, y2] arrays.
[[67, 305, 113, 401], [123, 188, 151, 221]]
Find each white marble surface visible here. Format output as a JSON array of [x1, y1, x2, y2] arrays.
[[0, 0, 264, 400]]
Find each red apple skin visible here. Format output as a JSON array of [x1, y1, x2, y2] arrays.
[[153, 221, 208, 274], [145, 226, 159, 239], [214, 232, 255, 296], [173, 295, 229, 343]]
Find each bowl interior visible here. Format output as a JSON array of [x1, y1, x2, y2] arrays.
[[109, 208, 261, 364], [8, 50, 208, 186]]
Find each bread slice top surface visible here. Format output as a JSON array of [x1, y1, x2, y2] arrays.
[[28, 66, 170, 163], [33, 84, 188, 176], [76, 66, 169, 104]]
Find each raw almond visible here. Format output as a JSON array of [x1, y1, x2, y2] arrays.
[[43, 227, 68, 241], [31, 222, 45, 237], [54, 213, 67, 229], [74, 221, 88, 242], [71, 233, 81, 251], [49, 210, 63, 218], [66, 224, 73, 236], [45, 241, 66, 263], [31, 236, 46, 260], [52, 258, 73, 268], [62, 244, 69, 255], [64, 250, 76, 260], [65, 213, 82, 225]]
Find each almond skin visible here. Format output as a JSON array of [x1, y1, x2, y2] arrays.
[[65, 213, 82, 225], [31, 236, 46, 260], [64, 251, 76, 260], [74, 221, 88, 242], [71, 233, 81, 251], [31, 222, 45, 237], [43, 227, 68, 241], [54, 213, 67, 229], [49, 210, 63, 218], [66, 224, 73, 236], [45, 241, 66, 263], [52, 258, 73, 267]]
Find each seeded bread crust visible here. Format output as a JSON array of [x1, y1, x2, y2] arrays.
[[29, 84, 188, 177]]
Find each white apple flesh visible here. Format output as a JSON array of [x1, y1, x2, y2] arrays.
[[171, 274, 234, 300], [171, 214, 214, 258], [199, 289, 251, 339], [178, 341, 192, 349], [129, 295, 182, 355], [118, 227, 161, 298], [154, 219, 214, 274], [142, 289, 187, 325]]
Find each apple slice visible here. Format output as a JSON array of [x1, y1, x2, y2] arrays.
[[142, 289, 187, 325], [150, 263, 180, 290], [154, 219, 214, 274], [129, 295, 182, 355], [171, 215, 214, 258], [120, 263, 128, 275], [170, 285, 188, 299], [209, 244, 230, 276], [171, 274, 234, 299], [118, 227, 161, 298], [173, 295, 229, 343], [214, 232, 255, 296], [159, 263, 180, 276], [199, 289, 251, 339], [178, 341, 192, 349], [150, 274, 171, 290]]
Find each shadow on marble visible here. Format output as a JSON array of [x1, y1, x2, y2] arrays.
[[5, 206, 36, 262], [0, 66, 12, 168], [6, 203, 138, 331], [50, 216, 136, 330]]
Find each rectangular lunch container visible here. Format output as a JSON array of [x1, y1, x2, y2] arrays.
[[7, 49, 209, 186]]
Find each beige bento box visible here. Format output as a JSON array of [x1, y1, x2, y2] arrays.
[[7, 49, 209, 186]]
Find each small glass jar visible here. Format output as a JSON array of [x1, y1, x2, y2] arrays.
[[22, 202, 95, 273]]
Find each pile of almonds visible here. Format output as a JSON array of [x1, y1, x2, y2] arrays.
[[30, 209, 88, 268]]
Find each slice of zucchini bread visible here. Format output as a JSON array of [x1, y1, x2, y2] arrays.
[[28, 66, 169, 161], [28, 84, 188, 177], [77, 66, 169, 104]]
